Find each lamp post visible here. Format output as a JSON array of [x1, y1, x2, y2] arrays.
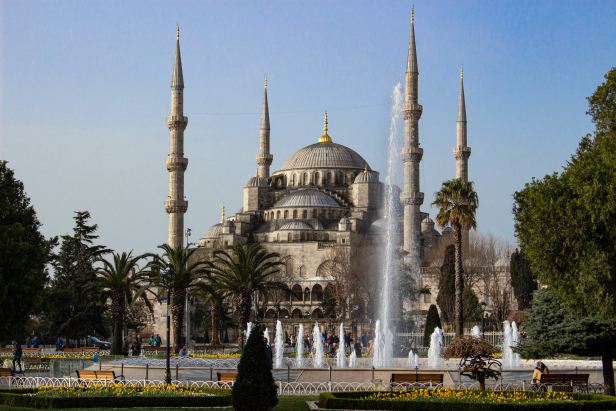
[[184, 229, 191, 350], [162, 264, 177, 385], [202, 315, 207, 346], [239, 299, 248, 353], [209, 308, 216, 346], [479, 301, 487, 339]]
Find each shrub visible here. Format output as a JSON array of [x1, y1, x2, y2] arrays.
[[424, 305, 442, 346], [231, 326, 278, 411]]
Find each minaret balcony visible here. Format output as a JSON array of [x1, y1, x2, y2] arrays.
[[400, 192, 424, 206], [166, 157, 189, 171], [453, 146, 472, 160], [166, 116, 188, 131], [400, 147, 423, 163], [164, 199, 188, 214], [256, 153, 273, 166]]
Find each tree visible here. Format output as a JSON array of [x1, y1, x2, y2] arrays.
[[432, 179, 479, 336], [513, 67, 616, 328], [0, 161, 56, 342], [515, 290, 616, 395], [231, 326, 278, 411], [437, 245, 458, 326], [509, 249, 537, 310], [92, 251, 153, 355], [147, 244, 210, 353], [423, 304, 441, 347], [41, 211, 110, 343], [189, 281, 230, 346], [207, 245, 291, 343]]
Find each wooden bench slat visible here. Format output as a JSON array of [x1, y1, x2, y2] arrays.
[[391, 373, 444, 384], [0, 368, 13, 377], [217, 372, 238, 382]]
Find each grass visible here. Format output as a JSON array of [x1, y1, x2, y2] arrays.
[[0, 395, 318, 410]]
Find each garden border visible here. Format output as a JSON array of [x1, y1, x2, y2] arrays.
[[0, 388, 232, 409], [318, 390, 616, 410]]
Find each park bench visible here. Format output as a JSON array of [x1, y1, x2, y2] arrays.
[[21, 348, 41, 355], [391, 373, 444, 388], [0, 368, 13, 377], [77, 370, 119, 384], [195, 345, 226, 351], [539, 374, 589, 392], [142, 346, 164, 354], [22, 357, 46, 371], [81, 347, 100, 353], [217, 372, 238, 385], [0, 349, 13, 355]]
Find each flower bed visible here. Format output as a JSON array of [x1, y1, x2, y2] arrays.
[[0, 386, 231, 409], [318, 390, 616, 410]]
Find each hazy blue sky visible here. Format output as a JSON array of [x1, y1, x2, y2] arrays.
[[2, 0, 615, 256]]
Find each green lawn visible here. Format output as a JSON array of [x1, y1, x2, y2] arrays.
[[0, 395, 318, 411]]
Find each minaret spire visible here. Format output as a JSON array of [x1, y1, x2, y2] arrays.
[[165, 26, 189, 248], [319, 111, 333, 143], [257, 75, 273, 178], [454, 66, 471, 183], [401, 9, 424, 266]]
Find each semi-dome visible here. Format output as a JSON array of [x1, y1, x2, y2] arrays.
[[443, 226, 454, 233], [278, 142, 371, 172], [274, 190, 340, 208], [354, 170, 379, 183], [246, 176, 269, 187], [279, 221, 314, 230], [203, 223, 223, 239], [422, 217, 434, 224]]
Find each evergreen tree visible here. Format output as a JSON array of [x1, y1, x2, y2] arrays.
[[437, 245, 460, 325], [423, 304, 442, 346], [509, 249, 537, 310], [224, 329, 229, 344], [40, 212, 110, 342], [0, 161, 57, 342], [231, 327, 278, 411], [462, 287, 481, 322], [515, 290, 616, 395]]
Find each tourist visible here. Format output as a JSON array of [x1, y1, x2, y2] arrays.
[[368, 339, 374, 357], [122, 337, 130, 357], [32, 336, 39, 348], [532, 361, 549, 389], [11, 339, 23, 374], [56, 337, 64, 352], [354, 340, 362, 357], [264, 338, 273, 369], [131, 337, 141, 356], [329, 343, 337, 358], [362, 332, 366, 347], [179, 345, 188, 357], [155, 334, 161, 347], [150, 335, 155, 346], [26, 336, 32, 348], [136, 334, 142, 345]]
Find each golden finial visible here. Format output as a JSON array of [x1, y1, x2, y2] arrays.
[[177, 24, 179, 40], [265, 74, 267, 88], [461, 66, 463, 79], [256, 168, 259, 178], [319, 111, 332, 143], [412, 7, 414, 23], [364, 164, 368, 173], [221, 202, 226, 224]]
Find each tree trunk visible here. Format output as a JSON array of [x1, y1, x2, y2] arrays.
[[111, 291, 125, 327], [110, 322, 123, 355], [211, 305, 220, 346], [454, 222, 464, 337], [602, 341, 615, 396], [477, 374, 486, 391], [236, 292, 252, 345], [170, 287, 186, 354]]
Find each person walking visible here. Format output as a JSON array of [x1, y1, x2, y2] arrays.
[[155, 334, 161, 347], [354, 340, 362, 357], [149, 335, 155, 346], [25, 336, 32, 348], [32, 336, 39, 349], [264, 338, 273, 369], [11, 340, 23, 374], [56, 337, 64, 352], [131, 337, 141, 356]]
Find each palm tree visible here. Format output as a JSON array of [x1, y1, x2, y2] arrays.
[[146, 244, 210, 353], [431, 178, 479, 337], [92, 251, 153, 355], [189, 281, 229, 346], [207, 244, 292, 343]]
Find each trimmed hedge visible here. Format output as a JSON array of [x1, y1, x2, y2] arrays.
[[318, 391, 616, 410], [0, 388, 232, 409]]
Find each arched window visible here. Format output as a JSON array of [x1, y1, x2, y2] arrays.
[[312, 209, 317, 218], [288, 233, 292, 242], [327, 172, 332, 185], [314, 172, 320, 185], [276, 233, 280, 242], [300, 266, 307, 277], [292, 174, 297, 186], [321, 209, 327, 218], [291, 309, 303, 319], [303, 173, 308, 185], [284, 210, 289, 219], [265, 235, 268, 242], [302, 210, 308, 219], [293, 210, 298, 219], [312, 284, 324, 302], [291, 285, 302, 301], [277, 211, 281, 219]]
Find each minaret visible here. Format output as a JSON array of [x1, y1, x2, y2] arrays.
[[400, 8, 424, 265], [256, 76, 273, 178], [165, 25, 189, 248], [454, 67, 471, 183]]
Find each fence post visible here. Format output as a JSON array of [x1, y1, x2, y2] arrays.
[[8, 376, 11, 389], [145, 364, 149, 380], [175, 364, 179, 381], [121, 363, 124, 380], [522, 380, 525, 391], [328, 380, 332, 392], [99, 362, 102, 371], [279, 379, 282, 395], [287, 364, 290, 382], [210, 366, 213, 382], [328, 364, 332, 382], [371, 365, 374, 380]]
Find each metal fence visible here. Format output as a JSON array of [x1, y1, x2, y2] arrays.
[[396, 332, 504, 350]]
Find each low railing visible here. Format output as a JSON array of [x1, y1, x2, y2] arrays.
[[0, 376, 605, 395], [396, 332, 505, 349]]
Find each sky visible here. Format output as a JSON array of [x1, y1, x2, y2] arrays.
[[1, 0, 615, 257]]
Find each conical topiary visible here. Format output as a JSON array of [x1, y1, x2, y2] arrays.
[[424, 304, 442, 347], [205, 330, 210, 344], [231, 327, 278, 411], [224, 329, 229, 344]]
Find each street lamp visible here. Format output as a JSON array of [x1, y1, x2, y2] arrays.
[[202, 315, 208, 346], [162, 264, 177, 385], [480, 301, 487, 338], [239, 299, 249, 353]]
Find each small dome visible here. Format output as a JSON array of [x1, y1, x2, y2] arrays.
[[279, 221, 314, 230], [314, 221, 324, 230], [422, 217, 434, 224], [274, 190, 340, 208], [339, 217, 351, 224], [354, 171, 379, 184], [246, 176, 269, 187], [203, 223, 223, 239], [222, 220, 235, 227], [443, 226, 454, 233]]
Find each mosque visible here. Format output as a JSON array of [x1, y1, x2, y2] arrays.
[[155, 13, 510, 342]]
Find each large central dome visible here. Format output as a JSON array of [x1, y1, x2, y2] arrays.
[[279, 142, 371, 172]]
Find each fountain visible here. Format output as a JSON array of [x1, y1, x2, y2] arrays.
[[512, 321, 521, 366], [246, 322, 253, 341], [274, 320, 284, 368], [427, 327, 443, 369], [349, 348, 357, 368], [407, 350, 419, 368], [295, 324, 305, 367], [502, 320, 520, 368], [336, 323, 346, 368], [264, 327, 270, 345], [312, 322, 325, 368], [471, 325, 481, 338], [372, 320, 383, 367]]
